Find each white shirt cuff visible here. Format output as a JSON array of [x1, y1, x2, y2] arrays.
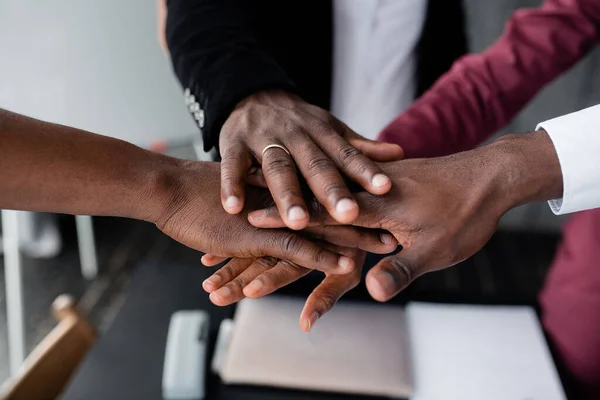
[[537, 104, 600, 215]]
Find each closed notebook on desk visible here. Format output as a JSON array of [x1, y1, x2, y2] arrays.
[[219, 296, 413, 398], [406, 303, 566, 400]]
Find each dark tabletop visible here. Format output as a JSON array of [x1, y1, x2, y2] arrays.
[[60, 257, 398, 400], [60, 248, 575, 400]]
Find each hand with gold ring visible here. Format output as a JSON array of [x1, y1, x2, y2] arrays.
[[218, 90, 404, 230]]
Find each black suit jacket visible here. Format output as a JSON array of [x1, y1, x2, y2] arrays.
[[166, 0, 467, 153]]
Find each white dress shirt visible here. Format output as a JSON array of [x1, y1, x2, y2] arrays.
[[538, 104, 600, 215], [331, 0, 427, 140]]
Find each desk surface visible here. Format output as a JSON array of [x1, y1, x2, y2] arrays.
[[60, 253, 572, 400], [60, 260, 392, 400]]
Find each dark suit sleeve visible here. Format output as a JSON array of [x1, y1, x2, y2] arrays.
[[165, 0, 297, 152]]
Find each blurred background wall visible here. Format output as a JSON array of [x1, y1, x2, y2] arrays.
[[0, 0, 198, 148]]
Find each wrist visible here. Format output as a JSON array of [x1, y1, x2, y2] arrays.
[[234, 89, 303, 111], [481, 130, 563, 212], [129, 152, 192, 224]]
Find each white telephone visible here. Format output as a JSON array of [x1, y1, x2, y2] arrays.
[[162, 311, 209, 400]]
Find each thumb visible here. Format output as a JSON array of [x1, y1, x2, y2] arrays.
[[344, 128, 404, 162], [348, 135, 404, 162], [366, 247, 427, 302]]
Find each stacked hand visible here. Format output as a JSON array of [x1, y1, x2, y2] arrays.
[[197, 90, 404, 329], [153, 162, 379, 274], [1, 83, 562, 332], [201, 225, 396, 331], [246, 155, 503, 303], [0, 106, 396, 302], [204, 131, 562, 330], [218, 90, 403, 227]]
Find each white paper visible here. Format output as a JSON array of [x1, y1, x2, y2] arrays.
[[220, 296, 413, 398], [407, 302, 566, 400]]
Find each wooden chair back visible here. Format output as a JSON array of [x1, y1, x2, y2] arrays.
[[1, 294, 96, 400]]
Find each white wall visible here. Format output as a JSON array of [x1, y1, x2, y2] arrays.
[[0, 0, 198, 148]]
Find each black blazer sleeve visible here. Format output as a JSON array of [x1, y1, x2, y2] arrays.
[[165, 0, 297, 152]]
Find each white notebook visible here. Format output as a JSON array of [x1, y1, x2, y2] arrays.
[[406, 302, 566, 400], [216, 297, 566, 399], [219, 296, 413, 398]]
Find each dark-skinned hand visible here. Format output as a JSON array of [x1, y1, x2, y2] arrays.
[[154, 162, 362, 273], [202, 246, 367, 332], [247, 132, 564, 302], [219, 90, 403, 229]]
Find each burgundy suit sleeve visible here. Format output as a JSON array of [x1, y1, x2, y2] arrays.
[[378, 0, 600, 159]]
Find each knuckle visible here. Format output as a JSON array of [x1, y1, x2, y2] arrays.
[[254, 256, 278, 269], [230, 278, 245, 291], [306, 156, 335, 177], [318, 291, 338, 312], [215, 268, 233, 283], [278, 233, 303, 256], [388, 257, 417, 285], [278, 260, 304, 274], [325, 183, 347, 198], [326, 115, 345, 132], [326, 114, 339, 127], [265, 157, 295, 176], [337, 144, 363, 165], [287, 127, 305, 141], [221, 146, 245, 164], [313, 247, 332, 266]]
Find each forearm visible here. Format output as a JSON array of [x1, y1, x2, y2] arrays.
[[0, 109, 174, 221]]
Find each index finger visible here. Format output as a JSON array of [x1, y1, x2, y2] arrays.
[[299, 252, 365, 332], [256, 230, 355, 275], [304, 226, 397, 254]]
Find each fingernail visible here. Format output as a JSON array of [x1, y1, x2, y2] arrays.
[[335, 198, 358, 214], [245, 279, 263, 294], [288, 206, 307, 221], [375, 271, 397, 294], [371, 173, 390, 188], [338, 256, 352, 271], [225, 196, 241, 210], [379, 233, 394, 245], [247, 210, 263, 220]]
